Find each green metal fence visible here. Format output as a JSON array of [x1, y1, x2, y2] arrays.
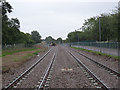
[[67, 42, 119, 56], [70, 42, 119, 49]]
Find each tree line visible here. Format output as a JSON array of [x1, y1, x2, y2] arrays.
[[2, 1, 41, 45], [2, 1, 63, 45], [2, 1, 119, 45], [45, 36, 63, 44], [66, 7, 119, 43]]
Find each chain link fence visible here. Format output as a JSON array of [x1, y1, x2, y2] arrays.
[[2, 43, 34, 50], [68, 42, 119, 56]]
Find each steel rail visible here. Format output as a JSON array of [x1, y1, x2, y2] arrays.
[[71, 49, 120, 77], [69, 51, 109, 90], [38, 53, 56, 89], [4, 48, 53, 90]]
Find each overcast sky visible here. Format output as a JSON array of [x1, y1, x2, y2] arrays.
[[8, 0, 119, 39]]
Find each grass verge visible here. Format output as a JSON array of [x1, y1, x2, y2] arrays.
[[2, 46, 48, 73], [2, 48, 40, 57], [71, 47, 119, 60]]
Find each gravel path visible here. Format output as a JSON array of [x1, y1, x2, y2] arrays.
[[49, 45, 95, 88], [2, 48, 50, 88]]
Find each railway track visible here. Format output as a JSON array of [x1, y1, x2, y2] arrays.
[[68, 51, 110, 89], [2, 45, 118, 89], [3, 48, 53, 90], [36, 52, 56, 89], [71, 48, 120, 77]]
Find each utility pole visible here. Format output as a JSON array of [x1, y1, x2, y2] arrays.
[[69, 35, 71, 47], [99, 16, 102, 52], [99, 17, 101, 42], [77, 29, 79, 47], [77, 32, 79, 46]]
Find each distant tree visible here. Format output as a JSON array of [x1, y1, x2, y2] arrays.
[[45, 36, 55, 44], [31, 31, 41, 43], [25, 33, 34, 44], [66, 8, 118, 42], [56, 37, 62, 44], [67, 31, 83, 42], [63, 38, 68, 43]]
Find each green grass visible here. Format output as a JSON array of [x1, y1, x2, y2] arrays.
[[2, 48, 40, 57], [32, 52, 38, 55], [32, 49, 45, 55], [13, 58, 18, 62], [12, 53, 34, 62], [2, 53, 36, 73], [23, 53, 35, 60], [71, 47, 119, 60], [6, 49, 45, 63], [2, 46, 48, 73]]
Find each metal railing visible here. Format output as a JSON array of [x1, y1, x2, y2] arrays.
[[66, 42, 119, 56], [70, 42, 119, 49]]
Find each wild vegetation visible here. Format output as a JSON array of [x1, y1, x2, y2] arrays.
[[66, 8, 119, 43]]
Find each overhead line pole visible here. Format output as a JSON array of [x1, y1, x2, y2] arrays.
[[99, 17, 101, 42], [99, 16, 102, 52]]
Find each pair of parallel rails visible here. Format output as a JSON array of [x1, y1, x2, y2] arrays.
[[68, 47, 119, 89], [3, 48, 57, 90]]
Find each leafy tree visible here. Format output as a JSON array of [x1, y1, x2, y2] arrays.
[[66, 7, 119, 42], [25, 33, 34, 44], [56, 37, 62, 44], [31, 31, 41, 43], [2, 1, 12, 45], [67, 31, 83, 42], [2, 0, 12, 16], [45, 36, 56, 44], [2, 1, 35, 45]]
